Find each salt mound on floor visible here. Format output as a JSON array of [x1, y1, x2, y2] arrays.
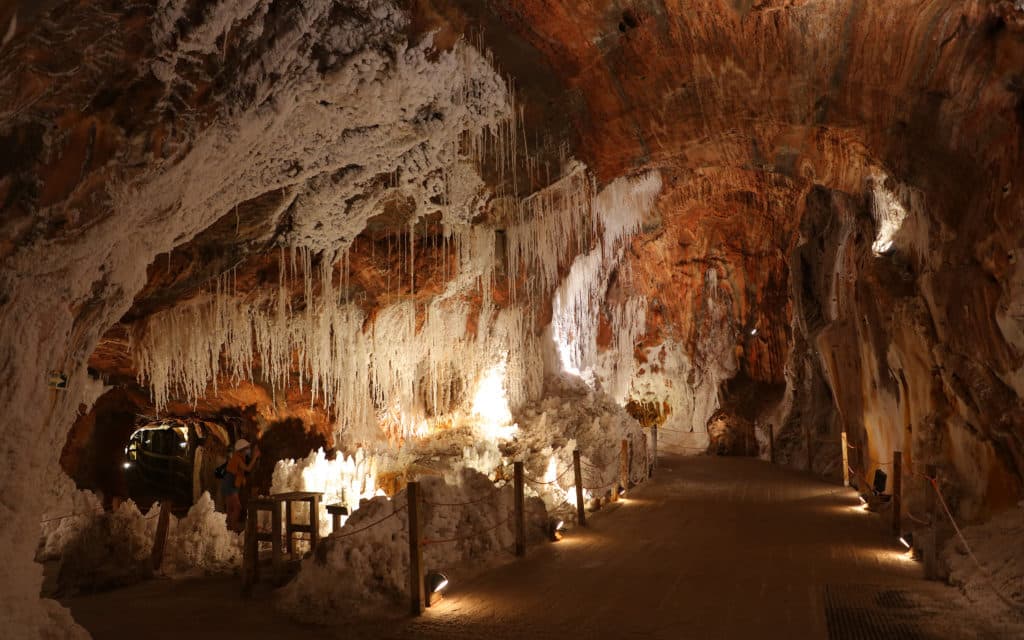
[[513, 374, 650, 514], [161, 493, 242, 576], [277, 467, 546, 621], [39, 486, 241, 595], [943, 502, 1024, 615]]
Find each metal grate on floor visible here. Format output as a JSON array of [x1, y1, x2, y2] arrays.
[[824, 584, 932, 640]]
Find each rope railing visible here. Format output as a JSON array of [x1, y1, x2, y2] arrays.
[[424, 494, 496, 507], [924, 475, 1024, 613], [333, 504, 407, 540], [906, 511, 930, 526], [40, 506, 106, 525], [583, 479, 618, 493], [524, 465, 573, 486], [421, 512, 512, 546]]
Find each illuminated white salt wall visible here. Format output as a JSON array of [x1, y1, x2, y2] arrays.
[[549, 171, 662, 402]]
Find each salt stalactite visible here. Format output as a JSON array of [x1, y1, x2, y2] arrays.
[[132, 239, 544, 445], [505, 161, 595, 301], [129, 16, 652, 450], [549, 171, 662, 398]]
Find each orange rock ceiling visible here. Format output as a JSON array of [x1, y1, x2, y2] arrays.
[[3, 0, 1023, 516]]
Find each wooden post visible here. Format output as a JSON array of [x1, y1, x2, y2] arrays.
[[309, 494, 320, 551], [923, 464, 939, 579], [573, 450, 586, 527], [768, 424, 775, 464], [841, 432, 850, 487], [513, 462, 526, 557], [651, 426, 658, 477], [151, 500, 173, 571], [271, 499, 283, 580], [892, 451, 902, 536], [407, 481, 425, 615], [285, 500, 294, 556], [619, 439, 629, 498], [242, 499, 258, 595]]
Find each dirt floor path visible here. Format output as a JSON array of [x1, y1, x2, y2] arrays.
[[67, 455, 1017, 639]]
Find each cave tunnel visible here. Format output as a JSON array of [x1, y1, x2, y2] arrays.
[[2, 1, 1023, 638]]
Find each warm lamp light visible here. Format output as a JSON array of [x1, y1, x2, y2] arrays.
[[426, 571, 449, 594]]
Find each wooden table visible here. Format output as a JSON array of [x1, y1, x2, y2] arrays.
[[241, 491, 323, 592]]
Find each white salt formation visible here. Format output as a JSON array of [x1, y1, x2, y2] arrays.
[[39, 488, 241, 596], [278, 468, 549, 620], [1, 2, 528, 633], [17, 0, 664, 626]]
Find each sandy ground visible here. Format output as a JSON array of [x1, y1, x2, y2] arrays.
[[66, 455, 1016, 639]]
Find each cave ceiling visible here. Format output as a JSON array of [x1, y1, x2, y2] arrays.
[[2, 0, 1023, 504]]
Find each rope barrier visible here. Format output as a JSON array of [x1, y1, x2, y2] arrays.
[[424, 494, 496, 507], [40, 507, 105, 525], [907, 511, 930, 526], [583, 479, 618, 492], [422, 512, 511, 546], [333, 504, 407, 540], [525, 466, 574, 486], [926, 476, 1024, 613]]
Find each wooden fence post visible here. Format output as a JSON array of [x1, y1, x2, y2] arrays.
[[840, 432, 850, 487], [151, 500, 173, 571], [242, 499, 258, 596], [271, 499, 283, 580], [768, 424, 775, 464], [892, 451, 902, 536], [651, 426, 658, 477], [923, 464, 939, 579], [573, 450, 586, 527], [514, 462, 525, 557], [619, 439, 629, 499], [407, 481, 424, 615]]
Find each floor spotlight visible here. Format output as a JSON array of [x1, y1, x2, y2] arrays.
[[425, 571, 448, 607], [899, 532, 913, 550], [858, 496, 867, 506], [549, 518, 566, 541]]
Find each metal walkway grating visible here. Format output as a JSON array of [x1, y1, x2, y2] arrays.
[[825, 584, 931, 640]]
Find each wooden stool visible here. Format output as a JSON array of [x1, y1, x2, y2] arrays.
[[326, 503, 349, 532], [277, 491, 322, 557], [242, 496, 285, 592]]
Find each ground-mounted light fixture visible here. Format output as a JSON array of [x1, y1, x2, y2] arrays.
[[617, 486, 626, 498], [899, 532, 913, 550], [548, 518, 566, 541], [425, 571, 448, 607], [122, 462, 132, 470]]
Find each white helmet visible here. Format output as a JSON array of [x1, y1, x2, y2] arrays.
[[234, 438, 252, 451]]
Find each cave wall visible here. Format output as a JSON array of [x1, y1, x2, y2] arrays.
[[2, 0, 1024, 636]]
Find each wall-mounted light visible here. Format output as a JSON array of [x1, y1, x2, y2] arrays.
[[750, 328, 758, 336]]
